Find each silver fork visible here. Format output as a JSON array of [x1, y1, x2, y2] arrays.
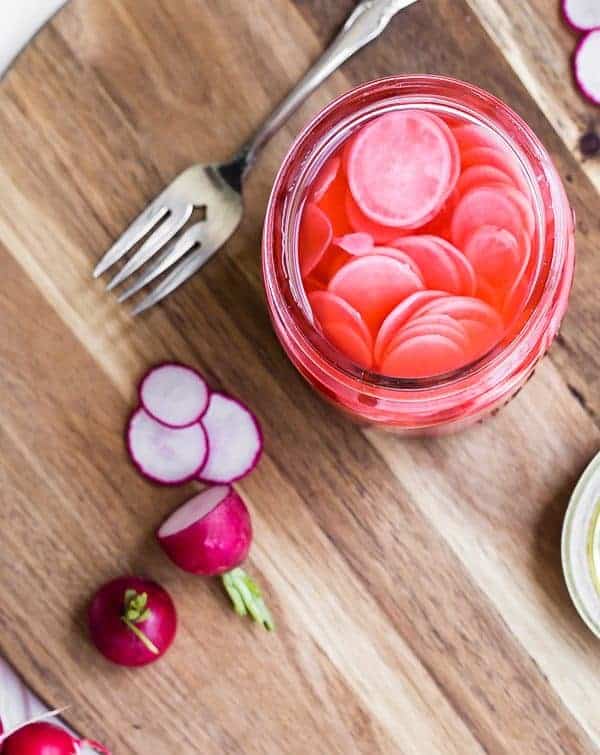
[[94, 0, 418, 315]]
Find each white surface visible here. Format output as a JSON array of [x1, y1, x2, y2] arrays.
[[0, 0, 66, 75]]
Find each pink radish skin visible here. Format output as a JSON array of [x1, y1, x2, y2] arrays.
[[563, 0, 600, 31], [127, 408, 208, 485], [157, 487, 274, 630], [88, 577, 177, 667], [199, 393, 263, 484], [139, 363, 209, 428], [574, 31, 600, 106], [1, 722, 110, 755]]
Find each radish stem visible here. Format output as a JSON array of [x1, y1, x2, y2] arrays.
[[121, 590, 160, 655], [221, 568, 274, 631]]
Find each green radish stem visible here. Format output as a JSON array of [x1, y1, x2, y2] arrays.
[[221, 569, 274, 631], [121, 590, 160, 655]]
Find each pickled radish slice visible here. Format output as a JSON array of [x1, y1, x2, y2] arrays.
[[456, 165, 514, 196], [391, 236, 461, 294], [461, 318, 500, 359], [345, 191, 400, 243], [312, 246, 350, 283], [309, 291, 373, 368], [451, 124, 503, 152], [318, 171, 352, 236], [451, 186, 524, 250], [374, 290, 448, 365], [374, 247, 425, 282], [334, 232, 374, 255], [476, 278, 506, 311], [311, 157, 341, 202], [304, 276, 327, 294], [419, 296, 503, 329], [385, 315, 468, 357], [464, 226, 521, 286], [461, 146, 528, 192], [500, 185, 535, 238], [430, 237, 477, 296], [381, 334, 465, 378], [329, 254, 424, 333], [346, 111, 458, 228], [299, 203, 333, 276]]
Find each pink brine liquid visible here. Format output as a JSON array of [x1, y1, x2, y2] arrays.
[[299, 109, 537, 378]]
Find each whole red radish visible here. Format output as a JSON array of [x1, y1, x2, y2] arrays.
[[0, 720, 110, 754], [157, 486, 274, 630], [88, 577, 176, 666]]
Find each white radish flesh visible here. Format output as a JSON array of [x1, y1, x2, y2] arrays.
[[127, 408, 208, 485], [199, 394, 263, 483], [139, 363, 209, 428], [563, 0, 600, 30], [574, 30, 600, 105]]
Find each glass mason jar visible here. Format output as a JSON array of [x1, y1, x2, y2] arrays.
[[262, 76, 575, 434]]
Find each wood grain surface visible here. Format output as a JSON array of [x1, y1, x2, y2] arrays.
[[1, 1, 599, 752]]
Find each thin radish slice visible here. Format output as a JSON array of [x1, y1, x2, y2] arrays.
[[461, 146, 528, 193], [451, 186, 524, 250], [456, 165, 514, 196], [574, 31, 600, 106], [374, 290, 448, 365], [329, 254, 424, 333], [199, 393, 263, 484], [476, 278, 506, 311], [391, 236, 462, 294], [493, 185, 535, 238], [334, 232, 374, 256], [461, 318, 501, 360], [563, 0, 600, 30], [312, 246, 350, 283], [299, 203, 333, 276], [464, 226, 521, 286], [380, 334, 465, 378], [127, 408, 208, 485], [385, 315, 468, 357], [345, 191, 400, 243], [347, 111, 457, 228], [304, 275, 327, 294], [324, 323, 373, 368], [374, 247, 425, 282], [309, 290, 373, 367], [451, 123, 503, 152], [139, 363, 209, 428], [310, 157, 341, 203], [419, 296, 503, 329], [318, 170, 352, 236], [429, 237, 477, 296]]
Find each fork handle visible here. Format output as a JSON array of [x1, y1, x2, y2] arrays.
[[237, 0, 410, 178]]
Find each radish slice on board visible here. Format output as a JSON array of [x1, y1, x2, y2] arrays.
[[310, 156, 341, 203], [329, 254, 424, 333], [574, 30, 600, 106], [199, 393, 263, 484], [346, 111, 458, 228], [127, 408, 208, 485], [299, 203, 333, 276], [563, 0, 600, 30], [139, 363, 209, 428], [309, 290, 373, 368]]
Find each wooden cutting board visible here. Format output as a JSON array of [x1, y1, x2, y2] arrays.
[[1, 1, 600, 752]]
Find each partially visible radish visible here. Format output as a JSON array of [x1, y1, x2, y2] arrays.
[[574, 30, 600, 105], [1, 721, 110, 754], [139, 363, 209, 428], [88, 577, 177, 667], [157, 487, 274, 630], [198, 393, 263, 484], [563, 0, 600, 31]]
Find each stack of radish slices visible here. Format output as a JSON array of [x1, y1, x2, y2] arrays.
[[301, 110, 534, 377], [128, 363, 263, 486], [563, 0, 600, 105]]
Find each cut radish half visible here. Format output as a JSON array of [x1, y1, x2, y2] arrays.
[[374, 290, 448, 365], [309, 290, 373, 368], [345, 191, 400, 243], [139, 363, 209, 428], [380, 334, 465, 378], [563, 0, 600, 30], [346, 111, 457, 228], [391, 236, 462, 294], [329, 254, 424, 333], [199, 393, 263, 484], [334, 232, 374, 256], [574, 31, 600, 106], [299, 203, 333, 276], [127, 408, 208, 485], [310, 157, 341, 203]]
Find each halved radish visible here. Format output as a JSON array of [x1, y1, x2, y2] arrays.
[[299, 203, 333, 276], [456, 165, 514, 196], [374, 290, 448, 365], [391, 236, 462, 294], [334, 232, 374, 256], [127, 408, 208, 485], [309, 290, 373, 368], [317, 170, 352, 236], [451, 186, 524, 249], [563, 0, 600, 31], [451, 123, 503, 152], [464, 225, 521, 286], [310, 157, 341, 203], [461, 146, 528, 192], [345, 191, 400, 243], [574, 30, 600, 106], [346, 110, 457, 228], [199, 393, 263, 484], [429, 237, 477, 296], [380, 334, 465, 378], [329, 254, 424, 333], [139, 363, 209, 429]]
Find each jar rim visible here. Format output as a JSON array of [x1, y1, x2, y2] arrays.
[[262, 75, 572, 400]]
